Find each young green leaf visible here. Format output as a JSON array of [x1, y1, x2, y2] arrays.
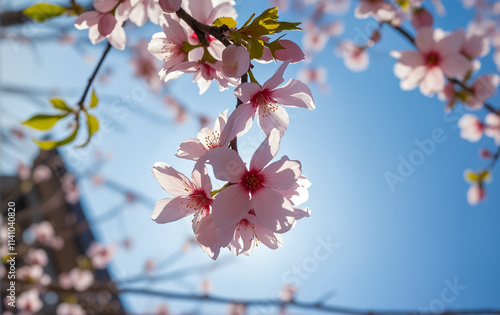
[[50, 98, 72, 112], [78, 114, 99, 148], [90, 89, 99, 108], [34, 127, 79, 150], [22, 114, 68, 131], [213, 17, 237, 28], [23, 3, 66, 22]]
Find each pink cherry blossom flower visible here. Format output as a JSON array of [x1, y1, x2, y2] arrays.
[[355, 0, 396, 21], [222, 45, 250, 78], [26, 249, 48, 266], [31, 221, 55, 245], [148, 14, 190, 73], [461, 29, 490, 60], [32, 165, 52, 183], [437, 81, 456, 112], [391, 27, 471, 96], [458, 114, 484, 142], [467, 185, 486, 205], [302, 22, 329, 52], [484, 113, 500, 144], [176, 110, 232, 160], [86, 242, 117, 269], [217, 210, 285, 256], [298, 67, 329, 93], [18, 265, 50, 284], [130, 0, 163, 26], [204, 129, 301, 233], [464, 169, 491, 205], [74, 0, 130, 50], [68, 268, 94, 291], [155, 303, 171, 315], [228, 303, 246, 315], [151, 162, 213, 224], [161, 60, 239, 94], [229, 61, 315, 137], [280, 284, 297, 301], [56, 303, 86, 315], [17, 289, 42, 314], [336, 40, 369, 72], [465, 75, 500, 109], [159, 0, 181, 12]]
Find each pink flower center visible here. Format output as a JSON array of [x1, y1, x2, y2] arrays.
[[425, 51, 441, 66], [203, 130, 221, 151], [188, 190, 212, 211], [161, 41, 183, 61], [254, 91, 279, 117], [236, 218, 258, 244], [242, 170, 264, 193]]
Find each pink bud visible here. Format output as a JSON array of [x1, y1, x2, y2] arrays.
[[411, 8, 433, 30], [222, 45, 250, 78], [158, 0, 181, 13], [479, 148, 493, 159]]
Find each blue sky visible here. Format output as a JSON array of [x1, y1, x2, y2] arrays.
[[1, 0, 500, 314]]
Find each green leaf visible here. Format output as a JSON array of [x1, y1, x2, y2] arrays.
[[50, 98, 72, 112], [34, 127, 78, 150], [245, 36, 264, 59], [90, 89, 99, 108], [241, 13, 255, 29], [239, 7, 301, 37], [22, 114, 68, 131], [23, 3, 66, 22], [77, 114, 99, 148], [213, 16, 237, 28]]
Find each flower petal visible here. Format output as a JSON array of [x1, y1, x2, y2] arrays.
[[257, 104, 289, 137], [191, 161, 212, 195], [212, 184, 251, 230], [203, 147, 246, 182], [250, 128, 281, 171], [234, 82, 261, 103], [98, 14, 117, 37], [152, 162, 194, 196], [176, 137, 207, 161], [261, 156, 301, 191], [272, 79, 316, 110], [219, 103, 255, 145], [263, 60, 290, 90], [193, 214, 221, 260], [415, 27, 435, 53], [252, 187, 295, 233], [151, 197, 195, 223]]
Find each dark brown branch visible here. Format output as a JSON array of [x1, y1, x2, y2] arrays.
[[175, 8, 231, 47], [77, 42, 112, 107]]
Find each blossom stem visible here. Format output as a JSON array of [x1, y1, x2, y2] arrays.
[[77, 42, 113, 108]]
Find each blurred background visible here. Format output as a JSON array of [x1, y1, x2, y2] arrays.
[[1, 0, 500, 314]]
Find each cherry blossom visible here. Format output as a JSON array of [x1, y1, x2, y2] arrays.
[[17, 290, 43, 314], [410, 8, 433, 30], [74, 0, 131, 50], [230, 61, 315, 137], [485, 113, 500, 144], [86, 242, 117, 269], [217, 210, 285, 256], [56, 303, 86, 315], [391, 27, 472, 96], [336, 40, 369, 72], [148, 14, 191, 76], [355, 0, 396, 21], [176, 110, 231, 161], [129, 0, 163, 26], [18, 265, 51, 285], [204, 129, 302, 233], [151, 162, 213, 224], [465, 75, 500, 109], [131, 40, 162, 92], [59, 268, 95, 291], [458, 114, 484, 142], [464, 169, 491, 205], [26, 248, 48, 266], [259, 39, 306, 64]]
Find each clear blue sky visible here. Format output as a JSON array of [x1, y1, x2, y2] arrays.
[[1, 1, 499, 314]]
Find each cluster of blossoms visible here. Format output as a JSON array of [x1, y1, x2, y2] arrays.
[[1, 217, 117, 315], [315, 0, 500, 206], [142, 1, 316, 258]]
